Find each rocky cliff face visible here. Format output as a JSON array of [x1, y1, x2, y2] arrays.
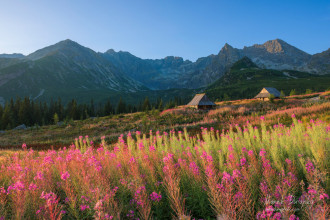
[[190, 39, 329, 87], [242, 39, 312, 71], [307, 48, 330, 74], [102, 50, 213, 89]]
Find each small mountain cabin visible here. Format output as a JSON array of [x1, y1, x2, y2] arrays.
[[255, 87, 281, 101], [187, 93, 216, 109]]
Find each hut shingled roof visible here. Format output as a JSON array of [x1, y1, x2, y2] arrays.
[[187, 93, 215, 106], [255, 87, 281, 98]]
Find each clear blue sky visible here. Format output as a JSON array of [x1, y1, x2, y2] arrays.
[[0, 0, 329, 61]]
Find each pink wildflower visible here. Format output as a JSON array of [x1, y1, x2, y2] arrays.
[[320, 193, 329, 200], [80, 205, 90, 211], [61, 171, 70, 180], [305, 161, 314, 173], [240, 157, 246, 166], [150, 192, 162, 202], [289, 214, 299, 220]]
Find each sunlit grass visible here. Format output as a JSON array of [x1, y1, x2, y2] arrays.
[[0, 116, 329, 219]]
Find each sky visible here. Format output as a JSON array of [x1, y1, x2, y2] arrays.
[[0, 0, 329, 61]]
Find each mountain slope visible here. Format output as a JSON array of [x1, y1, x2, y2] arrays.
[[206, 57, 330, 100], [307, 48, 330, 74], [0, 40, 147, 103], [242, 39, 312, 70], [101, 49, 214, 89]]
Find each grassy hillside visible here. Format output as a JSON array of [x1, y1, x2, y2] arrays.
[[206, 57, 330, 101], [0, 93, 329, 220], [0, 92, 329, 149]]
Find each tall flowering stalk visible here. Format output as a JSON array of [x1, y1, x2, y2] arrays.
[[163, 153, 189, 219]]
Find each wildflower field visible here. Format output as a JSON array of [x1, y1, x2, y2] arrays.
[[0, 115, 329, 219]]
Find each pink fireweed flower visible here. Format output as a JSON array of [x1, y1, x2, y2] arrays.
[[260, 116, 265, 121], [127, 210, 135, 218], [291, 114, 296, 118], [289, 214, 299, 220], [29, 183, 38, 191], [189, 162, 199, 175], [265, 206, 274, 217], [10, 180, 25, 192], [43, 156, 54, 164], [149, 145, 155, 151], [234, 191, 243, 201], [40, 191, 58, 206], [228, 153, 234, 161], [259, 149, 266, 157], [150, 192, 162, 202], [138, 142, 144, 150], [34, 171, 44, 180], [273, 212, 281, 219], [285, 158, 292, 165], [120, 179, 127, 185], [308, 187, 317, 196], [222, 171, 232, 182], [232, 169, 241, 179], [0, 187, 6, 194], [22, 143, 27, 150], [129, 157, 136, 163], [61, 171, 70, 180], [305, 161, 315, 173], [320, 193, 329, 200], [205, 166, 214, 178], [163, 153, 174, 163], [248, 150, 254, 157], [240, 157, 247, 166], [80, 205, 90, 211]]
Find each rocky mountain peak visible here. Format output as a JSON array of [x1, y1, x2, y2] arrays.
[[220, 43, 234, 53], [26, 39, 93, 61], [105, 49, 116, 54], [262, 39, 287, 53]]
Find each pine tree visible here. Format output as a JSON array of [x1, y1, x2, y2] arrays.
[[104, 99, 113, 115], [142, 97, 151, 111], [116, 97, 126, 114], [89, 99, 95, 117], [158, 99, 164, 111], [290, 89, 296, 96], [53, 113, 59, 125], [1, 104, 12, 129]]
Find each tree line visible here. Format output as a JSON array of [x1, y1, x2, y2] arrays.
[[0, 96, 184, 130]]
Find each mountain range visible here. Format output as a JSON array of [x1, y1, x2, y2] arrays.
[[0, 39, 329, 104], [205, 56, 330, 100]]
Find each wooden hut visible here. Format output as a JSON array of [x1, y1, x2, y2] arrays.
[[187, 93, 215, 109], [255, 87, 281, 101]]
